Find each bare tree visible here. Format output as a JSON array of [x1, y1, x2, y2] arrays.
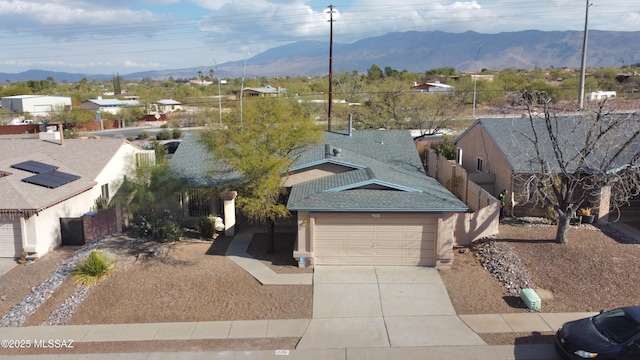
[[515, 90, 640, 244]]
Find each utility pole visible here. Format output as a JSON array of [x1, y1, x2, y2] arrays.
[[472, 44, 482, 118], [240, 52, 249, 126], [328, 5, 335, 132], [578, 0, 592, 110], [213, 59, 222, 127]]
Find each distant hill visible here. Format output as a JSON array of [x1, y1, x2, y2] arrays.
[[1, 30, 639, 82]]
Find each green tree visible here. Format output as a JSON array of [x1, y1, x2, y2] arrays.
[[424, 67, 458, 77], [113, 73, 122, 95], [199, 97, 323, 252], [367, 64, 384, 81], [112, 162, 184, 241]]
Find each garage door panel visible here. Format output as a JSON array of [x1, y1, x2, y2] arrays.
[[0, 221, 22, 258], [313, 214, 437, 266]]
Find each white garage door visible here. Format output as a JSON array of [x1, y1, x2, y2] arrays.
[[314, 213, 437, 266], [0, 221, 22, 258]]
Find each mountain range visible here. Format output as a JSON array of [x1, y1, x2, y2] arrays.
[[2, 30, 639, 83]]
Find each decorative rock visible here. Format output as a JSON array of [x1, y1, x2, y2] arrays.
[[474, 240, 533, 296], [0, 236, 108, 327]]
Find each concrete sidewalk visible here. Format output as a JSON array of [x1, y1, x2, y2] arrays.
[[2, 345, 562, 359]]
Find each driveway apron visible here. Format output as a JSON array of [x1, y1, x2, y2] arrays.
[[297, 266, 486, 349]]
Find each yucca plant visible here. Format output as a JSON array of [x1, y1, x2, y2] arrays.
[[72, 251, 116, 287]]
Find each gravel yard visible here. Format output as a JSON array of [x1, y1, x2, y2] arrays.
[[1, 219, 639, 352]]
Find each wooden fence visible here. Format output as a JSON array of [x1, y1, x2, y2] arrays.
[[426, 149, 499, 246]]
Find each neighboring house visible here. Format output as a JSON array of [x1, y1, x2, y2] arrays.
[[79, 97, 142, 115], [240, 85, 286, 98], [0, 132, 146, 258], [153, 99, 182, 114], [410, 82, 453, 93], [171, 130, 469, 268], [585, 91, 616, 101], [470, 74, 494, 82], [286, 130, 468, 267], [1, 95, 72, 117], [454, 116, 639, 219]]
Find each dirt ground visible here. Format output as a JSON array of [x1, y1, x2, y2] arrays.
[[440, 221, 640, 345], [1, 221, 638, 352]]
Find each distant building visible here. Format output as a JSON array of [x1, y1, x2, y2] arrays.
[[148, 99, 182, 115], [470, 74, 494, 82], [239, 85, 286, 99], [410, 82, 454, 93], [585, 91, 617, 101], [79, 97, 142, 115], [1, 95, 71, 117]]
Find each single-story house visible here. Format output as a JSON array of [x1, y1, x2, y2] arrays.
[[286, 130, 468, 267], [454, 116, 640, 219], [171, 130, 469, 268], [79, 97, 142, 115], [154, 99, 182, 113], [411, 82, 454, 93], [0, 131, 147, 258], [240, 85, 286, 98], [1, 95, 72, 117]]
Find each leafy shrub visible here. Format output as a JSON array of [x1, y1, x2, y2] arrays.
[[137, 131, 149, 140], [172, 128, 182, 139], [160, 123, 169, 129], [63, 129, 78, 139], [197, 216, 215, 239], [133, 211, 182, 242], [155, 129, 172, 140], [430, 135, 456, 160], [94, 195, 109, 210], [72, 251, 116, 287], [160, 220, 183, 242]]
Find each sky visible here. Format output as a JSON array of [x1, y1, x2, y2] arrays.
[[0, 0, 639, 75]]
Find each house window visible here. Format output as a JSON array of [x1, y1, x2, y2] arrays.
[[456, 148, 463, 165], [476, 158, 484, 172], [101, 183, 110, 201]]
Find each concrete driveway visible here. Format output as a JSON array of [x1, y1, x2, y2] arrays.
[[297, 266, 486, 349]]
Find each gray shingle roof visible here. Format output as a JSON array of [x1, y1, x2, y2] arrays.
[[287, 130, 467, 212], [169, 129, 467, 213], [169, 132, 240, 187], [460, 115, 640, 174]]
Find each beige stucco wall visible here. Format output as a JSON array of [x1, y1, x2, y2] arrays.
[[282, 163, 353, 187], [93, 142, 140, 204], [456, 124, 517, 212], [23, 189, 96, 257]]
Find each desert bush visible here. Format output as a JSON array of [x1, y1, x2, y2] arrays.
[[159, 220, 183, 242], [133, 210, 182, 242], [72, 251, 116, 287], [172, 128, 182, 139], [137, 131, 149, 140], [197, 216, 215, 239], [155, 129, 172, 140]]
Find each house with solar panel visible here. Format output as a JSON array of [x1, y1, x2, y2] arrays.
[[0, 130, 148, 259]]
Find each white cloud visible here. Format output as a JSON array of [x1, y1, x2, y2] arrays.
[[0, 0, 638, 74]]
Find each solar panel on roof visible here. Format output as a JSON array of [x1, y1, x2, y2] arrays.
[[22, 170, 81, 188], [11, 160, 58, 174]]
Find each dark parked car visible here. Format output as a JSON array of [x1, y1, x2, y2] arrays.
[[164, 141, 180, 154], [555, 306, 640, 359]]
